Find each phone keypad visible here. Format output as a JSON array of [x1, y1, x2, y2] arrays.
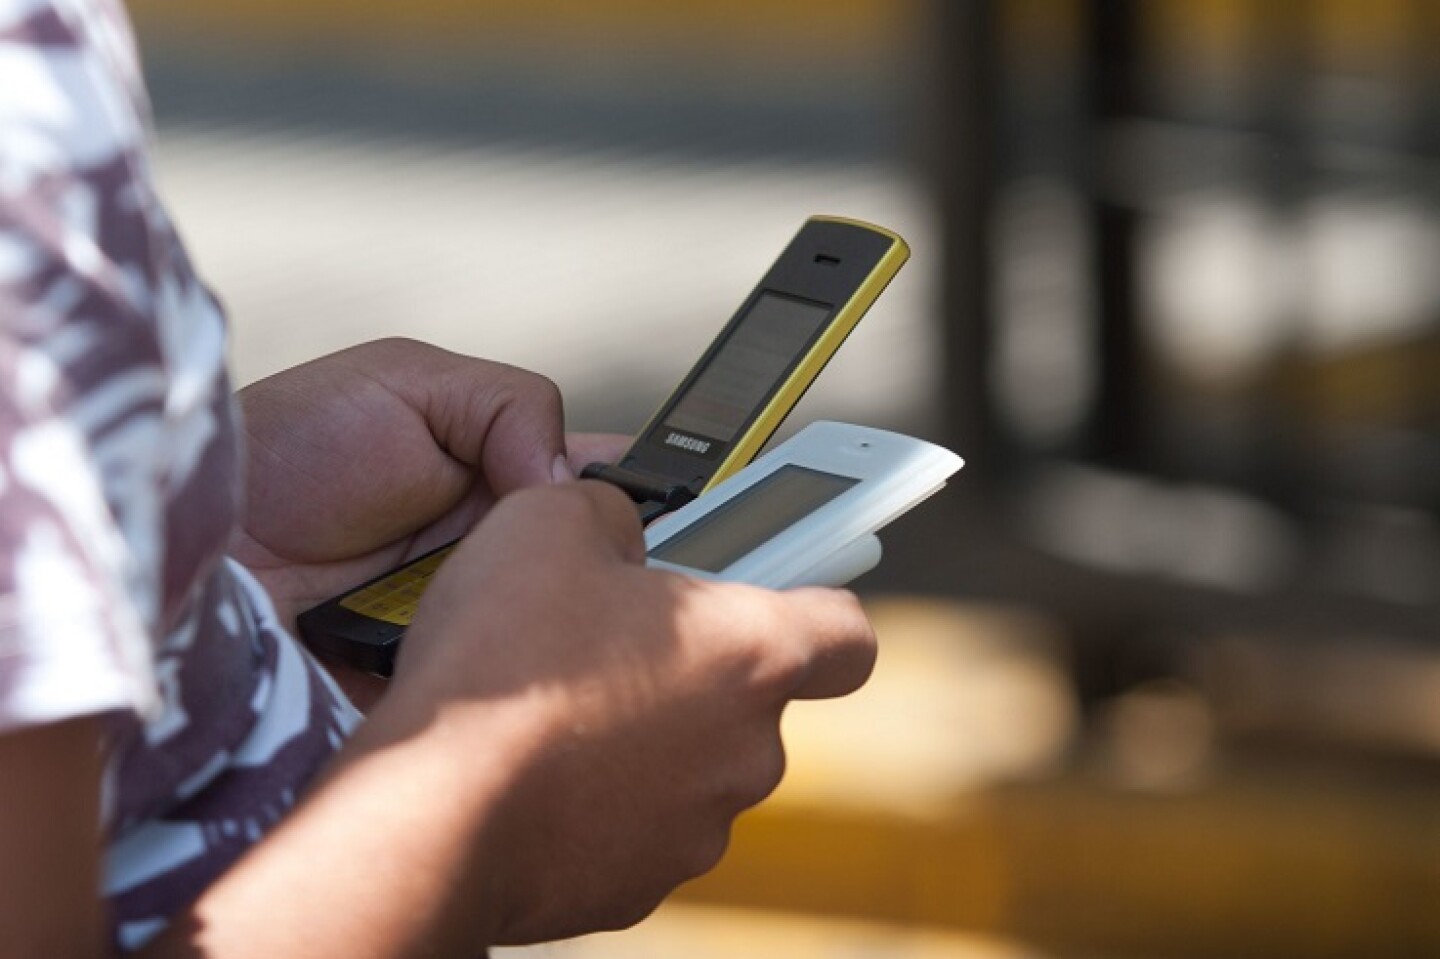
[[338, 545, 454, 626]]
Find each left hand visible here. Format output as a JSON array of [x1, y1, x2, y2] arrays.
[[228, 338, 628, 705]]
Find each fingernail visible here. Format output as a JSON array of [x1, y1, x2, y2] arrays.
[[552, 454, 574, 484]]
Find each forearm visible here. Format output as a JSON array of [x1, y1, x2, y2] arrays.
[[139, 690, 529, 959]]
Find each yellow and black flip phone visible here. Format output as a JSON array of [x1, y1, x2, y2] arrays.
[[298, 216, 908, 676]]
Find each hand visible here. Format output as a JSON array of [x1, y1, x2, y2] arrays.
[[385, 479, 878, 943], [228, 338, 626, 705], [160, 418, 874, 956]]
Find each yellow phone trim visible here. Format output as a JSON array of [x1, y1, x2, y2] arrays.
[[701, 215, 910, 491]]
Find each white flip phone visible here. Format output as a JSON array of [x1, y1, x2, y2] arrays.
[[645, 421, 963, 589]]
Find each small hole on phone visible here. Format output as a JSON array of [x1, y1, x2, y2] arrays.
[[815, 254, 842, 266]]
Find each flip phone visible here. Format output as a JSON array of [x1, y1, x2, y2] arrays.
[[298, 216, 909, 676]]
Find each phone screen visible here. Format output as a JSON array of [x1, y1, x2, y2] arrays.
[[661, 292, 831, 444], [648, 464, 857, 572]]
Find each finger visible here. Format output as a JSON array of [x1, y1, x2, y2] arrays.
[[353, 339, 571, 494], [496, 481, 646, 567], [467, 366, 570, 494], [778, 588, 878, 701], [569, 480, 648, 565], [565, 432, 633, 474], [409, 348, 568, 492]]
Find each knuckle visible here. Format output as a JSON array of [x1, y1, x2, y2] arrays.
[[680, 825, 732, 880], [736, 736, 788, 809], [375, 334, 420, 350], [369, 335, 428, 363], [499, 365, 564, 410], [610, 903, 657, 935], [462, 361, 563, 425], [595, 888, 667, 935]]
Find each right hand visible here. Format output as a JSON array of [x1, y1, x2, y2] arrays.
[[391, 479, 877, 944]]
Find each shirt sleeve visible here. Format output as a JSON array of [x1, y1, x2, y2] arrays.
[[0, 0, 164, 732], [0, 373, 158, 730]]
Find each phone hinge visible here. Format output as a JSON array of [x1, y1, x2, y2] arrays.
[[580, 463, 698, 513]]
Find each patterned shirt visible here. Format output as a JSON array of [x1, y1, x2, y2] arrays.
[[0, 0, 361, 950]]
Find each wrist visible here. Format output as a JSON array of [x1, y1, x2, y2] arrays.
[[155, 685, 535, 957], [349, 666, 555, 918]]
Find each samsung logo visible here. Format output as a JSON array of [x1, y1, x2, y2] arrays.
[[664, 432, 711, 454]]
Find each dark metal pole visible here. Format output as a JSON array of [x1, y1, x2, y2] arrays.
[[929, 0, 999, 491]]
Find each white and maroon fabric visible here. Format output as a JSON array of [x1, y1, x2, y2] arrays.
[[0, 0, 360, 950]]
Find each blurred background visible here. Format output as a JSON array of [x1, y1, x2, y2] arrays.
[[129, 0, 1439, 956]]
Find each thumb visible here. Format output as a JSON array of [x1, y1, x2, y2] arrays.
[[426, 355, 571, 494]]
